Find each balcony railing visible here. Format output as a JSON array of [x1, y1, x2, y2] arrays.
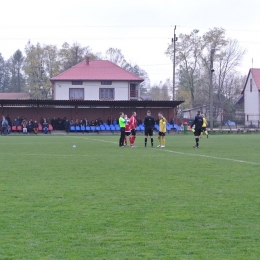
[[130, 90, 138, 98]]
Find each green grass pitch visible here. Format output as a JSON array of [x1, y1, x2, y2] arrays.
[[0, 133, 260, 259]]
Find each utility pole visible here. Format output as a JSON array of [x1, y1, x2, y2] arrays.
[[209, 48, 215, 130], [172, 25, 177, 100]]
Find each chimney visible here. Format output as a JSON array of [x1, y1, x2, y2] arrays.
[[86, 56, 90, 65]]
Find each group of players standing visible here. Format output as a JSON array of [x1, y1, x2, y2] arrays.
[[118, 110, 167, 148], [118, 109, 209, 149]]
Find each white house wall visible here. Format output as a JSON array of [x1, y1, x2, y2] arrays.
[[54, 81, 129, 100], [244, 73, 260, 125]]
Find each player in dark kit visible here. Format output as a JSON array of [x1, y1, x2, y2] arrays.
[[190, 110, 203, 148], [144, 110, 155, 148]]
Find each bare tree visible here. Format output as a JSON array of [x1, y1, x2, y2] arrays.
[[166, 29, 202, 107]]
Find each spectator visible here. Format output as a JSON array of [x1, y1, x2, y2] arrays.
[[51, 117, 58, 130], [27, 119, 33, 134], [107, 117, 111, 125], [70, 119, 74, 126], [83, 117, 88, 126], [170, 117, 175, 125], [98, 117, 103, 125], [6, 115, 11, 127], [33, 120, 38, 134], [91, 120, 95, 126], [58, 118, 64, 130], [95, 119, 99, 126], [64, 118, 70, 134], [1, 116, 8, 135], [22, 119, 27, 134], [42, 120, 49, 134], [17, 116, 22, 125], [12, 119, 18, 129], [75, 119, 80, 126]]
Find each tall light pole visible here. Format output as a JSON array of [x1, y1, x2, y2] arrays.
[[209, 48, 215, 130], [172, 25, 177, 100]]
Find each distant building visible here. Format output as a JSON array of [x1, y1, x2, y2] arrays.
[[182, 105, 212, 119], [241, 68, 260, 126], [0, 93, 30, 99], [182, 105, 222, 122], [50, 58, 143, 101]]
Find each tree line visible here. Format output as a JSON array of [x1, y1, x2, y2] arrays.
[[166, 27, 246, 119], [0, 42, 154, 99], [0, 27, 246, 110]]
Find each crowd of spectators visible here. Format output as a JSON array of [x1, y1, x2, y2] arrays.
[[1, 115, 174, 134], [0, 115, 51, 135]]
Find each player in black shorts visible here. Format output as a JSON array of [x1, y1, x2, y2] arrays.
[[144, 110, 155, 148], [190, 110, 203, 148]]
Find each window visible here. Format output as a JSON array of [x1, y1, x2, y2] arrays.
[[72, 81, 83, 85], [100, 88, 114, 100], [101, 81, 112, 85], [130, 83, 138, 98], [250, 79, 252, 92], [69, 88, 84, 100]]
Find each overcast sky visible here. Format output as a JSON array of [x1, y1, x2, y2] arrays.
[[1, 0, 260, 84]]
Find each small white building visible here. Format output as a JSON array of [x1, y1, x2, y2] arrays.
[[241, 68, 260, 126], [50, 58, 143, 101]]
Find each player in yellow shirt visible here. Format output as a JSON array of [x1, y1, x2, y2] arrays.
[[201, 114, 209, 138], [157, 112, 167, 148]]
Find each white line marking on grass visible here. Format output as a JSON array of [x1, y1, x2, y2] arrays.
[[154, 148, 260, 165], [82, 137, 260, 165]]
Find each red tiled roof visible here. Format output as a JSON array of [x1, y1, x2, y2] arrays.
[[50, 60, 144, 82], [251, 68, 260, 90], [0, 93, 30, 99], [241, 68, 260, 94]]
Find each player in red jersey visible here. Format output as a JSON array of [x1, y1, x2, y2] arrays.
[[129, 111, 137, 147], [124, 115, 131, 146]]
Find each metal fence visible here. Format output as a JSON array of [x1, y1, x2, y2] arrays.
[[181, 112, 260, 129]]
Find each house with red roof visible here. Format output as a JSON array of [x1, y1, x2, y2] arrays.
[[241, 68, 260, 125], [50, 58, 143, 101]]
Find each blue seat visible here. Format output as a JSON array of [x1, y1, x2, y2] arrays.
[[173, 124, 181, 131], [115, 125, 120, 131], [110, 125, 115, 132], [100, 125, 105, 131], [75, 126, 80, 132], [70, 126, 75, 132], [81, 126, 86, 131], [96, 126, 100, 132], [140, 125, 145, 131], [85, 126, 90, 132], [90, 126, 95, 132], [155, 125, 159, 131]]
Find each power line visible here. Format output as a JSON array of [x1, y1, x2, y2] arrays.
[[1, 24, 260, 33]]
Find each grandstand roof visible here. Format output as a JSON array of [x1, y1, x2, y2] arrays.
[[50, 59, 143, 82], [0, 99, 184, 108]]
